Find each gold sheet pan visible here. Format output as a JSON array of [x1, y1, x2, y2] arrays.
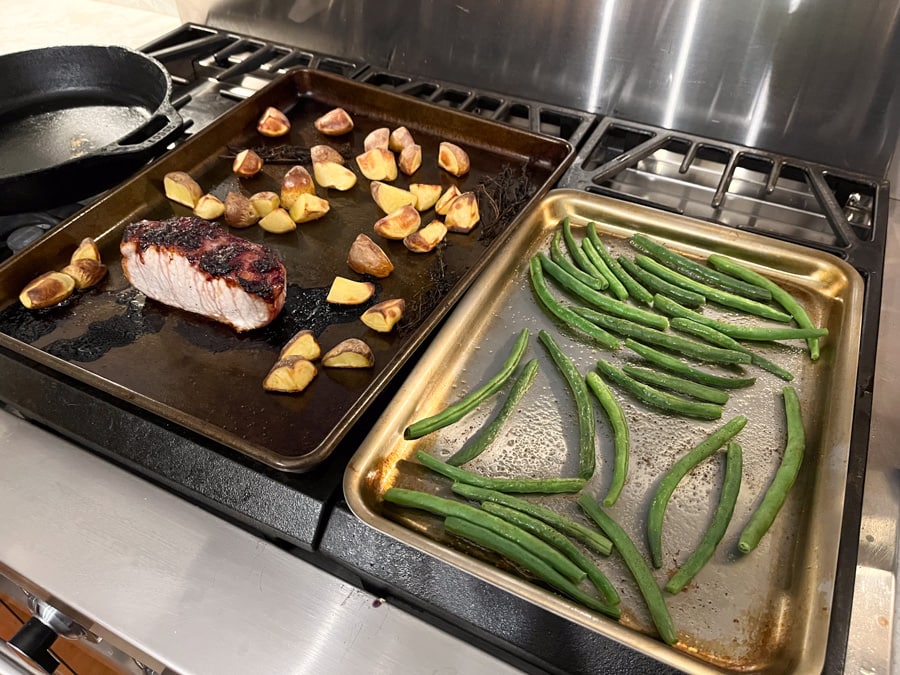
[[344, 188, 863, 673]]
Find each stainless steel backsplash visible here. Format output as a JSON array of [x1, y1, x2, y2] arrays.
[[177, 0, 900, 179]]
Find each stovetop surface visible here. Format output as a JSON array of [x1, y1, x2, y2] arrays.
[[0, 21, 889, 675]]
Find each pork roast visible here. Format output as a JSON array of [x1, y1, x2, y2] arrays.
[[121, 216, 287, 331]]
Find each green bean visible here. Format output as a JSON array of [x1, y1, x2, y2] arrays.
[[573, 306, 750, 365], [621, 365, 729, 405], [582, 238, 627, 300], [618, 255, 706, 309], [665, 441, 743, 593], [447, 359, 540, 466], [442, 516, 621, 619], [585, 372, 629, 506], [529, 257, 620, 350], [624, 339, 756, 389], [630, 233, 772, 302], [383, 488, 586, 583], [417, 450, 587, 494], [646, 416, 748, 568], [738, 387, 805, 553], [669, 317, 794, 382], [577, 494, 678, 645], [404, 328, 530, 440], [652, 293, 826, 342], [634, 254, 792, 322], [707, 253, 822, 360], [538, 253, 669, 330], [450, 483, 613, 556], [537, 330, 595, 480], [481, 501, 621, 605], [550, 230, 608, 291], [586, 222, 654, 306], [596, 359, 723, 420], [562, 217, 603, 278]]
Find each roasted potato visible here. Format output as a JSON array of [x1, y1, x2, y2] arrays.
[[259, 207, 297, 233], [70, 237, 100, 264], [374, 204, 421, 240], [371, 181, 417, 214], [355, 148, 398, 182], [224, 192, 261, 228], [444, 191, 480, 233], [313, 161, 357, 191], [257, 106, 291, 137], [438, 141, 470, 176], [248, 191, 280, 218], [19, 272, 75, 309], [194, 193, 226, 220], [310, 145, 344, 165], [232, 148, 264, 177], [280, 166, 316, 209], [409, 183, 442, 211], [288, 194, 330, 223], [364, 127, 390, 152], [347, 234, 394, 278], [263, 356, 317, 393], [403, 220, 447, 252], [389, 126, 415, 152], [314, 107, 354, 135], [279, 329, 321, 360], [163, 171, 202, 208], [398, 144, 422, 176], [434, 185, 462, 215], [322, 338, 375, 368], [360, 298, 406, 333], [326, 276, 376, 305], [61, 259, 107, 289]]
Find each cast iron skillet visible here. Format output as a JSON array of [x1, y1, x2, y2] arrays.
[[0, 45, 183, 214]]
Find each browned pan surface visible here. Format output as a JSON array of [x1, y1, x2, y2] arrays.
[[0, 69, 573, 471]]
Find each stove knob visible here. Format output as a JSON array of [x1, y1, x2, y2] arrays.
[[6, 617, 59, 673]]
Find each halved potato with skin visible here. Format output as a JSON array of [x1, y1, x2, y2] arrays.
[[280, 166, 316, 209], [404, 220, 447, 252], [444, 192, 480, 233], [71, 237, 101, 263], [364, 127, 390, 151], [322, 338, 375, 368], [263, 356, 317, 393], [355, 148, 398, 181], [371, 181, 417, 214], [398, 144, 422, 175], [409, 184, 442, 211], [313, 161, 357, 191], [259, 207, 297, 233], [279, 329, 321, 360], [389, 126, 415, 152], [19, 272, 75, 309], [438, 141, 470, 176], [347, 234, 394, 278], [163, 171, 202, 208], [374, 204, 421, 240], [289, 194, 330, 223], [314, 107, 354, 135], [310, 144, 345, 165], [361, 298, 406, 333], [434, 185, 462, 215]]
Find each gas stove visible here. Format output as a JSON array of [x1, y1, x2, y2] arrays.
[[0, 19, 891, 675]]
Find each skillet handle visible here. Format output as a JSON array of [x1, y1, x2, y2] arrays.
[[104, 103, 186, 158]]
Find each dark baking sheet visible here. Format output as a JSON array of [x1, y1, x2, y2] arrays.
[[0, 68, 573, 471]]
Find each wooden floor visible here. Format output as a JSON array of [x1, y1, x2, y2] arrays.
[[0, 589, 124, 675]]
